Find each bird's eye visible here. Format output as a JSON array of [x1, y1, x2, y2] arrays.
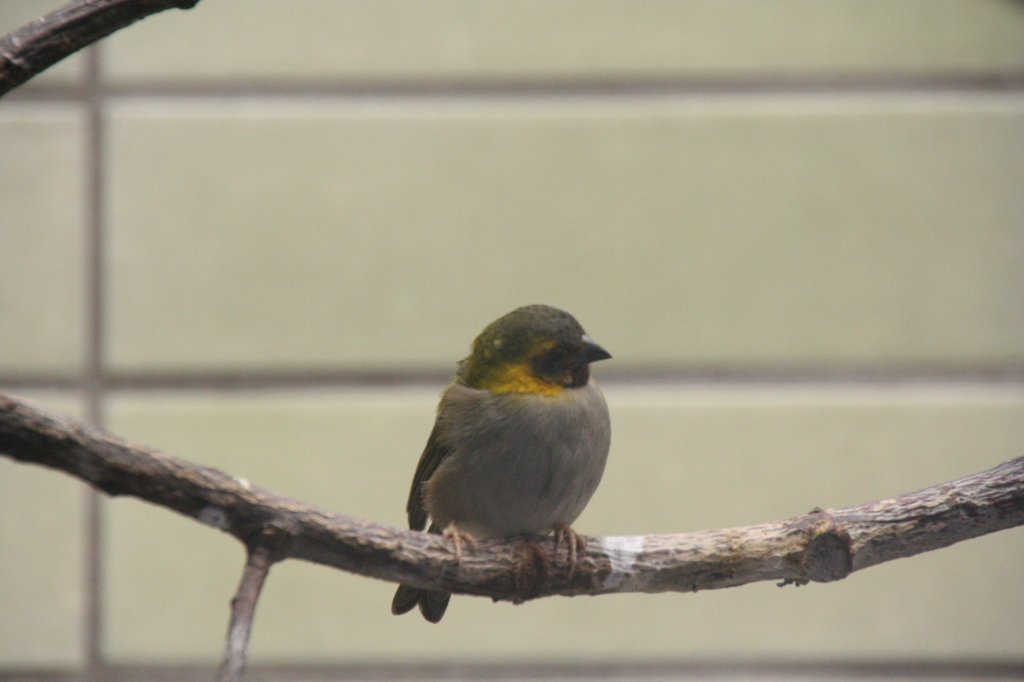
[[531, 345, 562, 374], [543, 346, 566, 365]]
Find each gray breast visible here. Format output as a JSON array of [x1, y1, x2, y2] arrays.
[[424, 382, 611, 538]]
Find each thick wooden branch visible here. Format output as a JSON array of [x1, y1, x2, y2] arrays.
[[1, 392, 1023, 601], [0, 0, 200, 97]]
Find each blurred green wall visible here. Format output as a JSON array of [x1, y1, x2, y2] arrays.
[[2, 0, 1023, 675]]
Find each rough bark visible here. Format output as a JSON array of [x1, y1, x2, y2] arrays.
[[2, 392, 1022, 602], [0, 0, 200, 96]]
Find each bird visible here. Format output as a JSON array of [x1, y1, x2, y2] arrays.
[[390, 304, 612, 623]]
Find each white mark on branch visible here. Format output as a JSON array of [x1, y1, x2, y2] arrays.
[[600, 535, 645, 588], [236, 477, 251, 490], [200, 505, 230, 529]]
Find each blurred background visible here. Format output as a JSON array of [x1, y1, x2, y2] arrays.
[[1, 1, 1023, 680]]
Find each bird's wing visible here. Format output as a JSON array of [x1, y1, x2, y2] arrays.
[[405, 418, 449, 531]]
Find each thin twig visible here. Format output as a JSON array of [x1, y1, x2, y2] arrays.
[[218, 544, 276, 682], [0, 0, 201, 97]]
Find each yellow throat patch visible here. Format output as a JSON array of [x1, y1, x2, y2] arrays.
[[483, 362, 564, 396]]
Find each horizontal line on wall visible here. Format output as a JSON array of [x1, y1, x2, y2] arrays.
[[9, 659, 1019, 682], [3, 365, 1023, 393], [8, 72, 1024, 103]]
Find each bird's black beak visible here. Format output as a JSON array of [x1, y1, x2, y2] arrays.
[[581, 335, 612, 363]]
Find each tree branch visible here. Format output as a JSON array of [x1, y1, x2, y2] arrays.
[[2, 391, 1023, 601], [0, 0, 201, 97], [218, 543, 275, 682]]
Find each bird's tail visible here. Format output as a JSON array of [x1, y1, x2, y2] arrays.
[[390, 523, 451, 623]]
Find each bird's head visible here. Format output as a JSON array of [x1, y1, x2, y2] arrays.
[[459, 304, 611, 395]]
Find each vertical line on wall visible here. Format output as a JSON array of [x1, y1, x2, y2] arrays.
[[83, 43, 106, 681]]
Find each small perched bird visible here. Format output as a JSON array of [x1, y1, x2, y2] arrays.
[[391, 304, 612, 623]]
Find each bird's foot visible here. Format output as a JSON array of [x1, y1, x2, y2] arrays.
[[442, 521, 476, 563], [510, 539, 549, 602], [553, 524, 585, 580]]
